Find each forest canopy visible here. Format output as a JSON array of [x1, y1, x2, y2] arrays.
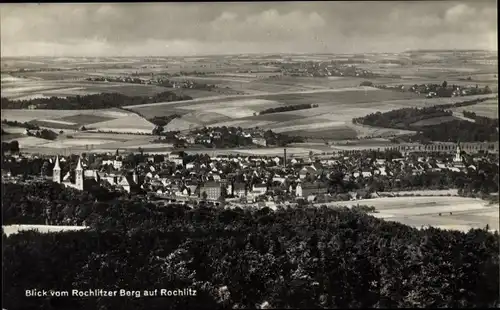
[[2, 181, 499, 309]]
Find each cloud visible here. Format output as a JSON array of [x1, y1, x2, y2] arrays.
[[209, 9, 326, 41], [0, 1, 496, 56]]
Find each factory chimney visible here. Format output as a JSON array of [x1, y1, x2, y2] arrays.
[[283, 148, 287, 168]]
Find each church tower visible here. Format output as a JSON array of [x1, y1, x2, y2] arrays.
[[53, 156, 61, 183], [132, 169, 138, 184], [454, 141, 462, 163], [75, 157, 84, 190]]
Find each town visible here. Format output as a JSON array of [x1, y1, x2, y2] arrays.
[[3, 140, 498, 209]]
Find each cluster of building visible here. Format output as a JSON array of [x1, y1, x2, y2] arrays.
[[394, 141, 499, 155], [374, 83, 493, 98], [30, 141, 493, 206], [280, 62, 375, 78], [85, 75, 215, 90], [171, 127, 270, 147]]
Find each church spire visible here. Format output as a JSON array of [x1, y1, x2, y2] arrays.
[[53, 156, 61, 170], [76, 157, 83, 170]]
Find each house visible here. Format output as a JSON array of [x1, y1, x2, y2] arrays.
[[251, 183, 267, 196], [299, 166, 316, 179], [113, 158, 123, 170], [233, 182, 246, 198], [170, 158, 183, 166], [361, 171, 372, 178], [117, 175, 139, 193], [213, 174, 221, 181], [300, 182, 328, 197], [185, 182, 199, 196], [200, 181, 222, 201], [252, 138, 267, 147], [294, 183, 303, 197]]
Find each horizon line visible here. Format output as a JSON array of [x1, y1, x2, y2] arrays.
[[1, 49, 498, 59]]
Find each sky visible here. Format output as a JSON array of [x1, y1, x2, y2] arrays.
[[0, 1, 497, 57]]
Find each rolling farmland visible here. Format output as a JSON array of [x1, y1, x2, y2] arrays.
[[2, 53, 497, 153], [128, 87, 428, 139]]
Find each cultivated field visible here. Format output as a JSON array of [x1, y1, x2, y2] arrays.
[[1, 74, 172, 99], [3, 54, 497, 153], [409, 115, 459, 127], [451, 98, 498, 119], [129, 87, 431, 140], [319, 196, 499, 232]]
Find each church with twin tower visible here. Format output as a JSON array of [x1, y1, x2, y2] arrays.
[[52, 156, 84, 191]]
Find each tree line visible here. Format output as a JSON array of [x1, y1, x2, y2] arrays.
[[0, 91, 193, 110], [353, 99, 498, 142], [2, 181, 499, 309], [462, 110, 499, 128], [258, 103, 316, 115], [2, 119, 40, 130]]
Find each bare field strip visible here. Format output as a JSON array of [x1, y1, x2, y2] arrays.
[[378, 189, 459, 196], [2, 225, 89, 237], [179, 99, 280, 110], [4, 136, 50, 147], [204, 107, 259, 119], [0, 126, 26, 134], [29, 120, 79, 130], [42, 139, 119, 148], [208, 119, 275, 129], [122, 143, 174, 149], [164, 117, 202, 132], [285, 127, 358, 140], [241, 113, 304, 122], [409, 116, 458, 127], [124, 87, 386, 109], [269, 121, 345, 133], [71, 132, 148, 141], [89, 114, 155, 132], [170, 88, 220, 99], [2, 80, 171, 98], [181, 111, 231, 125], [1, 109, 82, 122], [319, 196, 498, 231], [170, 76, 253, 83], [344, 196, 489, 210]]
